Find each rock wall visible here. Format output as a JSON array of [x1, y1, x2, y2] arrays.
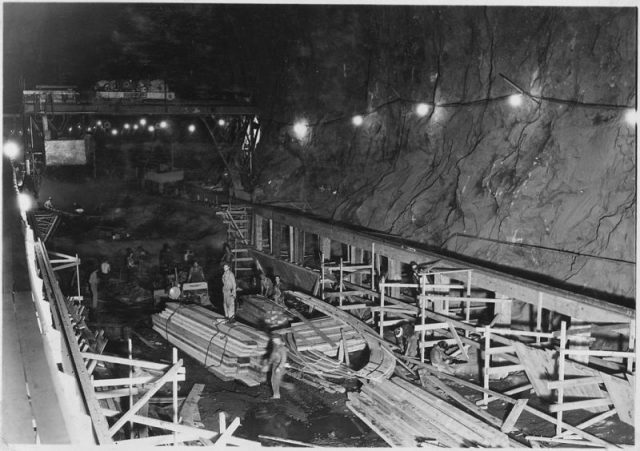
[[251, 6, 636, 301]]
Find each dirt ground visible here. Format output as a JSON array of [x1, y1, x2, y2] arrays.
[[45, 178, 633, 448]]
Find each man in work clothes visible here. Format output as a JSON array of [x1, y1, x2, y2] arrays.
[[222, 263, 237, 320], [89, 261, 111, 311], [260, 272, 274, 298], [263, 335, 288, 399]]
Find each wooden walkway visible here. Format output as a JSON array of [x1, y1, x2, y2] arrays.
[[2, 164, 70, 444]]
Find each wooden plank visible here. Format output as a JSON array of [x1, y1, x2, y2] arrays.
[[81, 352, 170, 370], [513, 342, 555, 397], [414, 322, 449, 332], [2, 291, 38, 444], [417, 370, 503, 429], [500, 399, 528, 432], [487, 364, 524, 375], [12, 290, 72, 444], [526, 436, 605, 447], [549, 397, 612, 413], [180, 383, 205, 427], [447, 321, 469, 360], [103, 408, 218, 438], [546, 376, 602, 389], [601, 373, 634, 425], [212, 417, 241, 448], [259, 435, 316, 447]]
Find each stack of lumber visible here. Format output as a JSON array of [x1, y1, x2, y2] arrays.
[[291, 317, 366, 354], [152, 303, 269, 386], [237, 294, 291, 329], [347, 377, 512, 448], [284, 333, 356, 379]]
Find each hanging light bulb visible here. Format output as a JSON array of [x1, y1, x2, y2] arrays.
[[293, 120, 308, 139], [124, 123, 130, 130], [148, 125, 155, 132], [352, 115, 364, 126], [624, 109, 639, 125], [508, 94, 523, 107], [159, 120, 168, 129], [217, 118, 226, 127], [140, 118, 147, 126], [188, 124, 196, 133], [416, 103, 430, 116], [111, 129, 118, 136], [133, 124, 139, 130]]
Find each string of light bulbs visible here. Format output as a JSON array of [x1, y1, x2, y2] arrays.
[[276, 73, 637, 139]]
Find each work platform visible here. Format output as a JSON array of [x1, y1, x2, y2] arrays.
[[22, 99, 260, 116]]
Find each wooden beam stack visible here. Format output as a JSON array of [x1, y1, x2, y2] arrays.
[[347, 377, 513, 448], [152, 303, 269, 386], [291, 317, 366, 354]]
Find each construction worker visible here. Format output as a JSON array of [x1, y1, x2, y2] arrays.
[[260, 272, 274, 298], [263, 335, 288, 399], [88, 260, 111, 311], [272, 275, 284, 305], [220, 241, 233, 267], [222, 263, 237, 320], [124, 248, 137, 282], [394, 322, 416, 354], [188, 261, 205, 283], [430, 341, 454, 374], [44, 196, 54, 209]]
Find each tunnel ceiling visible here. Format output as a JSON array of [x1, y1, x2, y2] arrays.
[[3, 4, 636, 301]]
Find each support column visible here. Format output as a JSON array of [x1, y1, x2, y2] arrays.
[[288, 226, 295, 261], [352, 247, 363, 285], [319, 236, 331, 262], [272, 222, 282, 258], [254, 214, 263, 251], [387, 258, 402, 298], [295, 229, 305, 264], [494, 294, 512, 327]]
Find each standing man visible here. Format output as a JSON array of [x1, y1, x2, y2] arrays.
[[260, 272, 274, 298], [272, 275, 284, 305], [89, 260, 111, 312], [263, 335, 288, 399], [188, 261, 205, 283], [222, 263, 237, 321]]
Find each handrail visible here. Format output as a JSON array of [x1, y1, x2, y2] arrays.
[[33, 239, 113, 444]]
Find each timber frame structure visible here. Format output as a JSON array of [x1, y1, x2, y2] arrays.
[[19, 88, 261, 197]]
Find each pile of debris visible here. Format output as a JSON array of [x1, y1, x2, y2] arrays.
[[152, 303, 269, 386], [347, 377, 514, 448]]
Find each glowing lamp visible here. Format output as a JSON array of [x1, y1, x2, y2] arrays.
[[508, 94, 523, 107], [148, 125, 155, 132], [140, 118, 147, 126], [111, 129, 118, 136], [97, 120, 103, 126], [18, 193, 32, 213], [68, 127, 73, 132], [624, 109, 638, 125], [352, 115, 364, 126], [4, 141, 20, 159], [293, 121, 309, 139], [133, 124, 139, 130], [217, 119, 226, 127], [416, 103, 430, 116], [124, 123, 130, 129], [159, 120, 168, 129], [188, 124, 196, 133]]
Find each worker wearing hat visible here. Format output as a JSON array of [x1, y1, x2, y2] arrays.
[[222, 263, 237, 320]]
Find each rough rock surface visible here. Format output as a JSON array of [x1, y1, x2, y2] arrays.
[[251, 6, 636, 302]]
